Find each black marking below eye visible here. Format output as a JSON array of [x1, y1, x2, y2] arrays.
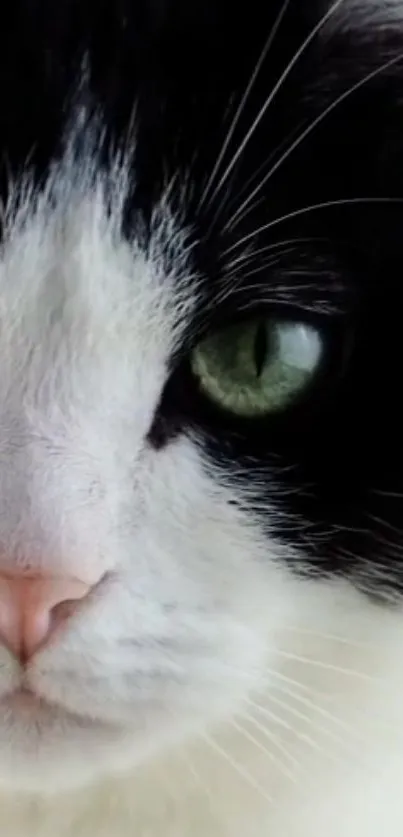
[[254, 322, 268, 378]]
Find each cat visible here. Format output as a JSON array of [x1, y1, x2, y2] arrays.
[[1, 0, 403, 834]]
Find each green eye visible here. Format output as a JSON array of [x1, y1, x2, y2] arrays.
[[190, 319, 322, 417]]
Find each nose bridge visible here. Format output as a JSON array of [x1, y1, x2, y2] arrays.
[[0, 428, 73, 524], [0, 423, 110, 580]]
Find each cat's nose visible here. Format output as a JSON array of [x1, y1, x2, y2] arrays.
[[0, 573, 93, 662]]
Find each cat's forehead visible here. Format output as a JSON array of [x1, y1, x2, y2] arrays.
[[0, 153, 197, 423]]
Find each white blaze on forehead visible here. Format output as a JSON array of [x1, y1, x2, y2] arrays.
[[0, 159, 195, 409], [0, 145, 196, 575]]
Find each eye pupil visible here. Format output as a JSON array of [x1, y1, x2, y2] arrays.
[[254, 322, 269, 378]]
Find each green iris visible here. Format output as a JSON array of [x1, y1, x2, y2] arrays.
[[191, 319, 322, 417]]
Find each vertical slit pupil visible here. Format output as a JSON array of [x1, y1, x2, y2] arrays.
[[254, 322, 268, 378]]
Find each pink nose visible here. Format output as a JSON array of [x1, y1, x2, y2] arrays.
[[0, 573, 93, 662]]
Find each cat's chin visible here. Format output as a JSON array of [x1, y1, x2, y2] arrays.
[[0, 685, 204, 794], [0, 688, 137, 793]]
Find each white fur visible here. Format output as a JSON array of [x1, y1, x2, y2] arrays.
[[0, 145, 403, 836], [2, 583, 403, 836]]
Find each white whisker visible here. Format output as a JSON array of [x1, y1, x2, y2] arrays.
[[223, 197, 403, 256], [219, 197, 265, 236], [280, 625, 384, 649], [267, 675, 365, 739], [239, 707, 303, 774], [210, 256, 284, 308], [259, 691, 363, 763], [227, 236, 322, 270], [225, 50, 403, 231], [220, 251, 301, 288], [223, 236, 315, 274], [178, 748, 217, 813], [202, 732, 275, 804], [208, 0, 348, 207], [199, 0, 293, 211], [229, 716, 299, 784], [246, 695, 347, 765], [371, 488, 403, 499], [226, 120, 306, 216], [274, 649, 383, 681], [271, 674, 400, 734], [263, 666, 328, 698]]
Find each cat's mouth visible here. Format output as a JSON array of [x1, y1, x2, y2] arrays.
[[0, 684, 96, 726], [1, 682, 126, 734], [1, 684, 66, 713], [1, 686, 47, 711]]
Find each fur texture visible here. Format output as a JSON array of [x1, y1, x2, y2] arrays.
[[0, 0, 403, 834]]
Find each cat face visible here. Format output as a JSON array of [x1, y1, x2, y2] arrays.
[[0, 0, 402, 792]]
